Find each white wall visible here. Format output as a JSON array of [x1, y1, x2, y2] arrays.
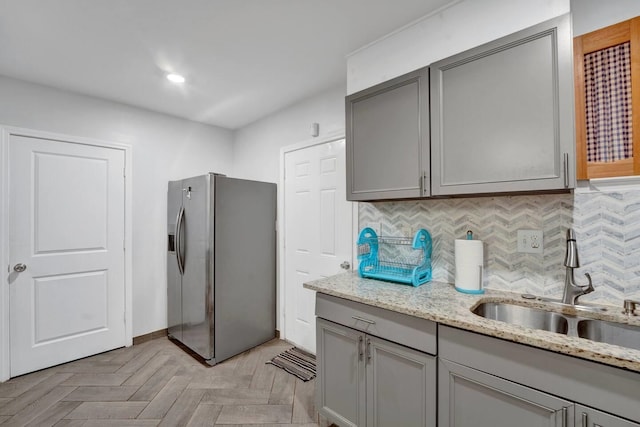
[[233, 84, 346, 183], [0, 75, 234, 337], [346, 0, 570, 94], [571, 0, 640, 36]]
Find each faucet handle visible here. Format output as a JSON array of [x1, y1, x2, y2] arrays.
[[623, 299, 640, 315], [583, 273, 593, 292]]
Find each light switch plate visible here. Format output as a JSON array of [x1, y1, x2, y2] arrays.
[[517, 229, 543, 253]]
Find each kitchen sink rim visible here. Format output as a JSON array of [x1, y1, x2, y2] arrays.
[[471, 297, 640, 350]]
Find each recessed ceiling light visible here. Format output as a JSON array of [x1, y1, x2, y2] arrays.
[[166, 73, 185, 83]]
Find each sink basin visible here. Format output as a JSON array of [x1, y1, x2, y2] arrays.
[[577, 319, 640, 351], [472, 302, 569, 334], [472, 301, 640, 351]]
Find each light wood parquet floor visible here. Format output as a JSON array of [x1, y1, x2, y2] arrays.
[[0, 337, 326, 427]]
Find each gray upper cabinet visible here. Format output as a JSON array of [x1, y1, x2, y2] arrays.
[[430, 14, 576, 196], [346, 67, 430, 201]]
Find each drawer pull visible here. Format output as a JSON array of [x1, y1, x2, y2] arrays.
[[352, 315, 376, 324]]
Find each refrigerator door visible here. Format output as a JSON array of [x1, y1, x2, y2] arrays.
[[180, 174, 214, 360], [214, 176, 276, 363], [167, 180, 184, 342]]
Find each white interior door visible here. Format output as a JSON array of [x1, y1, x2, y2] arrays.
[[284, 138, 353, 353], [8, 134, 126, 377]]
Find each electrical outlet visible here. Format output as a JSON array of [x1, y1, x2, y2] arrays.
[[517, 229, 543, 253], [401, 225, 412, 237]]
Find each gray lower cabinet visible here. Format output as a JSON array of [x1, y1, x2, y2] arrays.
[[315, 293, 437, 427], [346, 67, 430, 201], [316, 318, 436, 427], [439, 325, 640, 427], [430, 13, 575, 195], [439, 358, 573, 427], [577, 406, 640, 427], [314, 294, 640, 427]]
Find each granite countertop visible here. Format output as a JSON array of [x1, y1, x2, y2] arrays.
[[304, 272, 640, 373]]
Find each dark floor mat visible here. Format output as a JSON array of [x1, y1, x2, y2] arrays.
[[266, 347, 316, 381]]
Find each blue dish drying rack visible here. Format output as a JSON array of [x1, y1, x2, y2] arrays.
[[357, 227, 432, 287]]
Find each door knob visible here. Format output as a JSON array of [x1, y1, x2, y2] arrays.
[[340, 261, 351, 270], [13, 263, 27, 273]]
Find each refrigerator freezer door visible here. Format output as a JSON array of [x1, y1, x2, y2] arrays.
[[180, 174, 214, 360], [167, 180, 184, 341], [214, 176, 276, 363]]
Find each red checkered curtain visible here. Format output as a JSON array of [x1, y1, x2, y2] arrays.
[[584, 42, 632, 163]]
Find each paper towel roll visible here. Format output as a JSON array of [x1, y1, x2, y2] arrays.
[[454, 239, 484, 294]]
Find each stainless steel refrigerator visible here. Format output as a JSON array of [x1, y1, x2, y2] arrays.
[[167, 173, 276, 365]]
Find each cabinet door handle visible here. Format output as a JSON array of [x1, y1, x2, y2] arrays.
[[422, 172, 428, 197], [358, 336, 363, 361], [561, 407, 568, 427], [352, 315, 375, 325], [563, 152, 569, 188], [581, 412, 588, 427], [366, 338, 372, 362]]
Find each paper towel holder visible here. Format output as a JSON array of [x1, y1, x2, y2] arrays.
[[454, 238, 485, 294], [455, 265, 484, 294]]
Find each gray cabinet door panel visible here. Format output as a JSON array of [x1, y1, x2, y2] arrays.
[[430, 14, 575, 195], [439, 359, 573, 427], [316, 318, 366, 427], [576, 405, 640, 427], [346, 67, 429, 200], [367, 335, 436, 427]]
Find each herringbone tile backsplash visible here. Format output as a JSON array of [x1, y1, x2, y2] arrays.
[[359, 187, 640, 305]]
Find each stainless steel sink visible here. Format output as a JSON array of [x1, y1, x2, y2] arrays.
[[472, 302, 569, 334], [472, 301, 640, 351], [577, 319, 640, 351]]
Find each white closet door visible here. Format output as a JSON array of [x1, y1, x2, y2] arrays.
[[9, 133, 126, 376]]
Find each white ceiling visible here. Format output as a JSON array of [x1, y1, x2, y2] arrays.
[[0, 0, 454, 129]]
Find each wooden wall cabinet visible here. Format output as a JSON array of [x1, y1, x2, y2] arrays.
[[574, 17, 640, 179]]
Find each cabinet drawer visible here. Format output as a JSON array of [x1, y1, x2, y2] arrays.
[[316, 293, 436, 354]]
